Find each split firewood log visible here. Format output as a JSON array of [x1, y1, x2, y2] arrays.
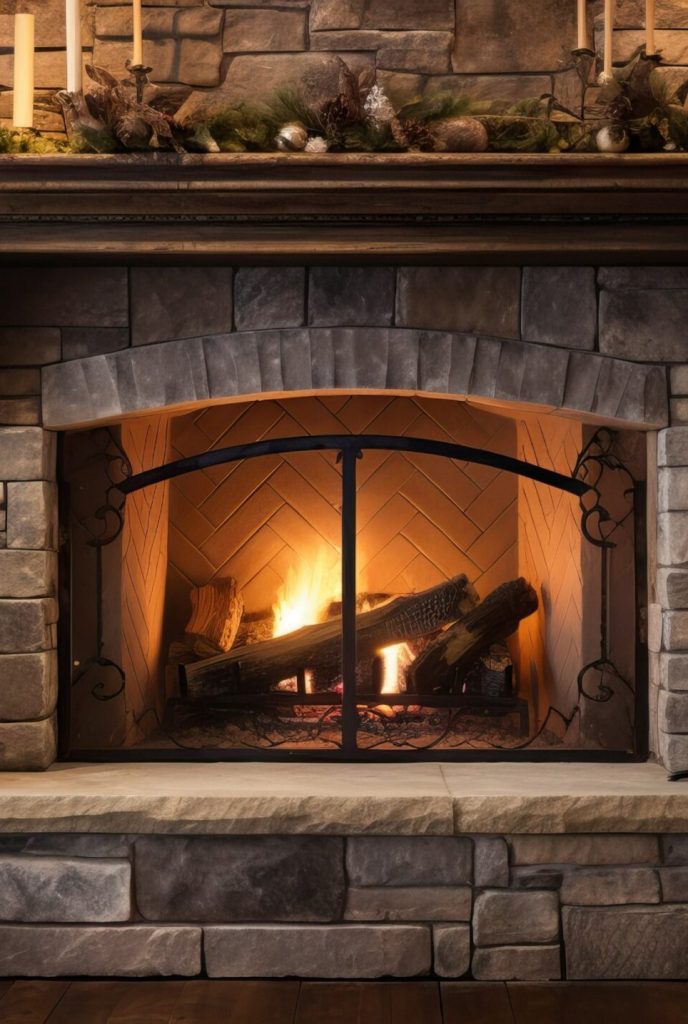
[[183, 578, 244, 657], [183, 573, 478, 701], [407, 577, 538, 695]]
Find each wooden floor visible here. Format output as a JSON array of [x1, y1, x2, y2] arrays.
[[1, 980, 688, 1024]]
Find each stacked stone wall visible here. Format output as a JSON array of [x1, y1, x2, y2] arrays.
[[0, 831, 687, 979], [1, 0, 688, 135]]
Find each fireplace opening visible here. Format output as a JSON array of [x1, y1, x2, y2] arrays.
[[59, 394, 647, 761]]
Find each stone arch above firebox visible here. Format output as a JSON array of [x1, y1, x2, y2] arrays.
[[41, 328, 668, 431]]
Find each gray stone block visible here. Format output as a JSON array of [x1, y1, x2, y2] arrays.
[[0, 551, 56, 598], [224, 8, 307, 51], [0, 855, 131, 922], [0, 598, 58, 653], [659, 690, 688, 733], [347, 837, 472, 886], [563, 906, 688, 979], [131, 268, 233, 346], [0, 369, 41, 398], [396, 267, 521, 339], [6, 482, 57, 550], [0, 834, 131, 858], [433, 924, 470, 978], [135, 836, 345, 922], [311, 0, 453, 30], [332, 327, 390, 389], [0, 328, 61, 366], [309, 267, 395, 327], [508, 834, 659, 865], [663, 611, 688, 651], [345, 886, 471, 922], [474, 837, 509, 888], [600, 289, 688, 363], [472, 945, 561, 981], [662, 835, 688, 865], [61, 328, 130, 361], [658, 513, 688, 568], [0, 924, 201, 977], [671, 365, 688, 396], [0, 398, 41, 425], [41, 355, 122, 428], [522, 267, 596, 350], [0, 652, 57, 721], [473, 890, 559, 946], [204, 924, 431, 978], [660, 867, 688, 901], [659, 731, 688, 774], [0, 716, 56, 770], [0, 428, 55, 481], [660, 470, 688, 513], [599, 268, 688, 290], [559, 867, 660, 906], [672, 399, 688, 426], [659, 652, 688, 691], [510, 867, 564, 891], [659, 428, 688, 467], [0, 268, 128, 328], [386, 329, 420, 390], [234, 268, 305, 331]]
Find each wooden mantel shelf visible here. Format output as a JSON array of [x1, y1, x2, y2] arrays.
[[1, 152, 688, 263]]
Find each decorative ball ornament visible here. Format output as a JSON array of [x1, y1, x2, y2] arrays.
[[305, 135, 329, 153], [429, 116, 489, 153], [596, 124, 630, 152], [275, 122, 308, 152]]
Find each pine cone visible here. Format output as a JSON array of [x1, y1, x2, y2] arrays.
[[393, 117, 436, 151]]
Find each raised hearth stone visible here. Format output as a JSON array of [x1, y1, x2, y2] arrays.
[[472, 945, 562, 982], [0, 925, 201, 977], [473, 890, 559, 946], [433, 925, 471, 978], [563, 905, 688, 979], [134, 836, 345, 922], [204, 924, 431, 978], [0, 855, 131, 922], [346, 837, 472, 886], [344, 886, 471, 922]]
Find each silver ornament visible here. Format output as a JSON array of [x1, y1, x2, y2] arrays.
[[275, 122, 308, 152], [305, 135, 329, 153], [596, 125, 630, 153], [364, 85, 396, 131]]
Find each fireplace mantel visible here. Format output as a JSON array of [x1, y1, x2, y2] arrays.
[[2, 153, 688, 264]]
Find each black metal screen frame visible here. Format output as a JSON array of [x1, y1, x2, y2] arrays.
[[60, 432, 649, 764]]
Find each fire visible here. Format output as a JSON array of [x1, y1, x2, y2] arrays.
[[271, 548, 411, 693], [379, 642, 414, 695], [272, 548, 339, 639]]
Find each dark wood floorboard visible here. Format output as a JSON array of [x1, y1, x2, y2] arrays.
[[508, 982, 688, 1024], [441, 982, 515, 1024], [169, 980, 300, 1024], [0, 981, 70, 1024], [295, 982, 442, 1024], [3, 979, 688, 1023]]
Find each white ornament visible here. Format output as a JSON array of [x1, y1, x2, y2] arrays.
[[596, 125, 630, 152], [305, 136, 329, 153], [275, 122, 308, 152], [364, 85, 396, 130], [597, 70, 615, 85]]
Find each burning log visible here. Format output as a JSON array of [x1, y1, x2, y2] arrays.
[[407, 578, 538, 695], [183, 574, 478, 702]]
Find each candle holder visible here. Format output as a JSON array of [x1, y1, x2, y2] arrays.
[[640, 49, 662, 66], [569, 46, 597, 121], [126, 61, 153, 104]]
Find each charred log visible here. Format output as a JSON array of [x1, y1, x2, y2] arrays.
[[407, 577, 538, 695], [183, 574, 478, 701]]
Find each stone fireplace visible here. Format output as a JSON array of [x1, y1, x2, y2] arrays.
[[3, 93, 688, 981]]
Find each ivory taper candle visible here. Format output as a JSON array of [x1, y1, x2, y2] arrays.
[[603, 0, 614, 77], [65, 0, 82, 93], [577, 0, 588, 49], [12, 13, 34, 129], [646, 0, 656, 54], [132, 0, 143, 65]]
